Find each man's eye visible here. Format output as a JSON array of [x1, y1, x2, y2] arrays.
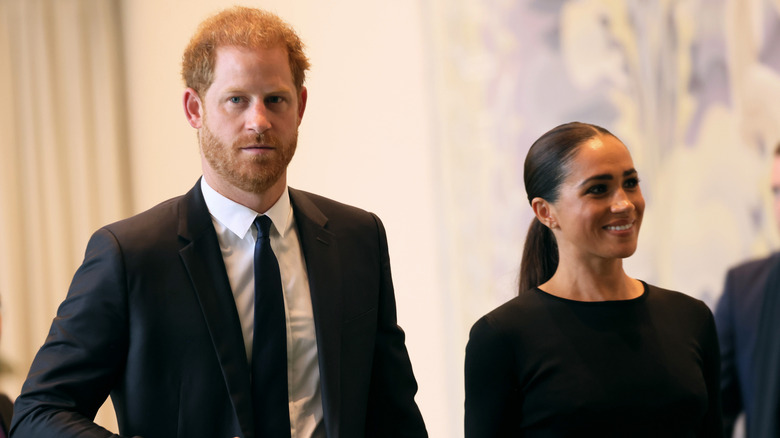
[[266, 96, 283, 104], [229, 96, 243, 104]]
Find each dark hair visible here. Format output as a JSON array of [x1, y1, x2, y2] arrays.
[[518, 122, 615, 293]]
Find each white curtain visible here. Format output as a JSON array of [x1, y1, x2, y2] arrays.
[[0, 0, 129, 430]]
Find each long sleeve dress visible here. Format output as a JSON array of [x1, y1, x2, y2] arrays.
[[465, 282, 722, 437]]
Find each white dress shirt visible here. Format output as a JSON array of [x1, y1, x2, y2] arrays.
[[200, 178, 324, 438]]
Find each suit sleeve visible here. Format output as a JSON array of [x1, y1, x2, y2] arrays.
[[464, 315, 517, 438], [699, 303, 725, 438], [363, 213, 428, 437], [11, 228, 131, 438], [714, 270, 742, 437]]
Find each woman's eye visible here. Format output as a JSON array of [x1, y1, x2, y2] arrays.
[[587, 184, 607, 195], [624, 178, 640, 189]]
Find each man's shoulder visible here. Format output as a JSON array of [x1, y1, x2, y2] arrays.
[[99, 182, 203, 245], [105, 194, 185, 234], [289, 188, 377, 222], [719, 252, 780, 306], [728, 252, 780, 279]]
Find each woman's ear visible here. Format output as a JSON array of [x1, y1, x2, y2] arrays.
[[531, 197, 557, 229]]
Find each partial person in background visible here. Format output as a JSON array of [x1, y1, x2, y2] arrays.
[[0, 295, 12, 437], [11, 6, 426, 438], [715, 142, 780, 438], [464, 122, 723, 436]]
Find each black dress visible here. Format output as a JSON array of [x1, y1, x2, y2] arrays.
[[0, 392, 12, 436], [464, 282, 722, 437]]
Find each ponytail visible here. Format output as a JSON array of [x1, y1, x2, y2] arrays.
[[518, 218, 558, 294]]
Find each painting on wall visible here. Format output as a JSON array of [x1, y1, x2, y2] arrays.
[[430, 0, 780, 325]]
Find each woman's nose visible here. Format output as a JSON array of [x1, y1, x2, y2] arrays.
[[611, 192, 634, 213]]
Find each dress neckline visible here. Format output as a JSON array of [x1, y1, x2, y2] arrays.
[[532, 280, 648, 305]]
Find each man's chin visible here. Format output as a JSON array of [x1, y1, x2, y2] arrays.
[[228, 173, 284, 195]]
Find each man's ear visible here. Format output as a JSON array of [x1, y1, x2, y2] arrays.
[[297, 86, 307, 124], [531, 197, 557, 229], [183, 87, 203, 129]]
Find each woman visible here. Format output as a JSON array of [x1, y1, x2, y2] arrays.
[[464, 122, 722, 436]]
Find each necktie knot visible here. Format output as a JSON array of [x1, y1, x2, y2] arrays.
[[255, 215, 273, 239]]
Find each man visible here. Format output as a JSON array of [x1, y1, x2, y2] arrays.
[[716, 143, 780, 438], [11, 7, 427, 438]]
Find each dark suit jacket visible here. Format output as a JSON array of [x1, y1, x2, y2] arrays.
[[11, 181, 426, 438], [715, 252, 780, 437]]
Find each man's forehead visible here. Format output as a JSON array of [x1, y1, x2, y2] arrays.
[[212, 45, 290, 71]]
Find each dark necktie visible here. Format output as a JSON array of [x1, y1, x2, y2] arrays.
[[252, 215, 291, 437]]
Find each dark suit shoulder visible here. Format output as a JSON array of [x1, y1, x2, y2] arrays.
[[105, 195, 182, 233], [727, 252, 780, 282], [98, 181, 210, 247], [85, 195, 183, 258], [289, 188, 374, 217], [718, 253, 780, 314], [289, 188, 384, 238]]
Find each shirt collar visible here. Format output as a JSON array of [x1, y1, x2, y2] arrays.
[[200, 177, 293, 239]]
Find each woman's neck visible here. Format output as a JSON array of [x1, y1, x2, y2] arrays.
[[539, 258, 642, 302]]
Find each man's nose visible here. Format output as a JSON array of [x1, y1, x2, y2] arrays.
[[248, 103, 271, 133]]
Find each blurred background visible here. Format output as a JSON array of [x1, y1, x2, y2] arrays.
[[1, 0, 778, 436]]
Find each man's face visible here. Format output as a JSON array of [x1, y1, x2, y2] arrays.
[[198, 45, 305, 195], [772, 155, 780, 231]]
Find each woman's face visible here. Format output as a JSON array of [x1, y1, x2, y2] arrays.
[[547, 134, 645, 263]]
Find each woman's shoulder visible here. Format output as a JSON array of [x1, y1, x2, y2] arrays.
[[483, 289, 546, 317], [643, 282, 714, 322], [644, 283, 706, 305], [469, 290, 549, 335], [467, 292, 543, 357]]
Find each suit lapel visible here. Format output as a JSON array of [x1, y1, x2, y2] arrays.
[[177, 181, 255, 438], [290, 188, 343, 437]]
